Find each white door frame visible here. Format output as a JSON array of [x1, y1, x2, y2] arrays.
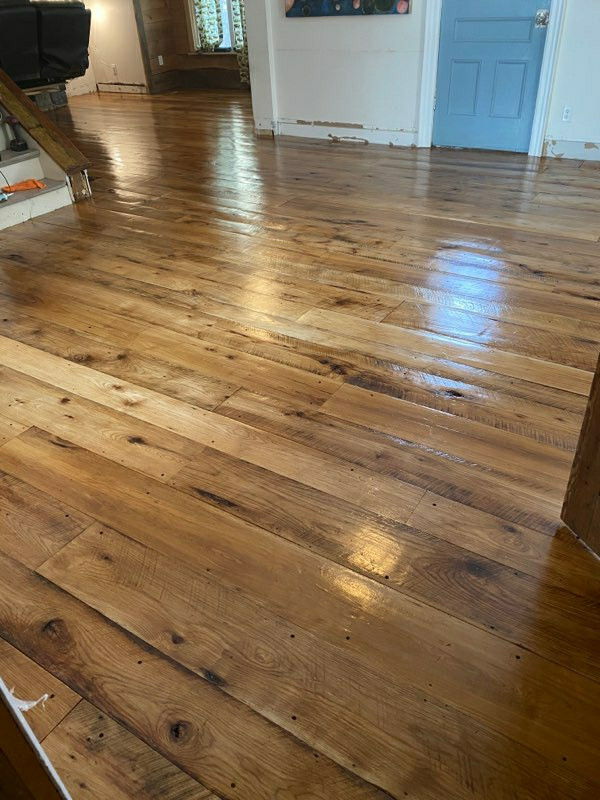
[[417, 0, 566, 156]]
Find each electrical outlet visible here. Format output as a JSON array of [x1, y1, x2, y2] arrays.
[[158, 55, 164, 66], [111, 63, 118, 76], [562, 106, 572, 123]]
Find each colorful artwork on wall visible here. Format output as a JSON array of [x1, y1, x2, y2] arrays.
[[285, 0, 410, 16]]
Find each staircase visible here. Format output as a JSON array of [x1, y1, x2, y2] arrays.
[[0, 143, 72, 230], [0, 67, 91, 230]]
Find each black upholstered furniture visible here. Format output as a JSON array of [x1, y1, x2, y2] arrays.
[[0, 0, 91, 87]]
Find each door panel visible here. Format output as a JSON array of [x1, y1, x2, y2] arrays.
[[491, 61, 527, 118], [448, 60, 480, 115], [433, 0, 549, 152]]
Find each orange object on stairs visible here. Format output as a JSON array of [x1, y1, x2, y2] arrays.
[[1, 179, 46, 192]]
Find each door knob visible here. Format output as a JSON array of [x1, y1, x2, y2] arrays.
[[535, 9, 550, 27]]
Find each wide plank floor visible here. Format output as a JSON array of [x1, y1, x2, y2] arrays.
[[0, 89, 599, 799]]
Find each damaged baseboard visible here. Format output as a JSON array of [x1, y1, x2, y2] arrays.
[[543, 138, 600, 161], [276, 120, 417, 147], [97, 83, 148, 95]]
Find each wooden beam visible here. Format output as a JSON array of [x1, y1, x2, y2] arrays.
[[0, 68, 90, 176], [562, 352, 600, 554]]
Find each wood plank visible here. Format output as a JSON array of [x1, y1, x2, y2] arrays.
[[0, 311, 237, 411], [0, 337, 424, 521], [0, 639, 79, 742], [1, 428, 599, 783], [0, 472, 91, 569], [217, 389, 562, 533], [39, 523, 599, 800], [0, 265, 586, 449], [382, 301, 600, 371], [0, 366, 199, 482], [0, 550, 387, 800], [298, 308, 593, 396], [407, 493, 600, 599], [321, 383, 571, 489], [167, 449, 600, 681], [0, 414, 27, 446], [43, 700, 220, 800]]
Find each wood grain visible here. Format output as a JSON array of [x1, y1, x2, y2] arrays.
[[0, 639, 79, 742], [0, 90, 598, 799], [0, 472, 91, 569], [43, 700, 220, 799], [2, 429, 599, 784], [0, 550, 387, 800], [38, 523, 598, 800]]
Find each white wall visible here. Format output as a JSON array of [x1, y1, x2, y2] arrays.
[[248, 1, 425, 146], [71, 0, 147, 94], [544, 0, 600, 159], [248, 0, 600, 160]]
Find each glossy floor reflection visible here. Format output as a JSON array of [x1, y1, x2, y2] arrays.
[[0, 90, 598, 800]]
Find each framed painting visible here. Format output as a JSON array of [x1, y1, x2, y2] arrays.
[[285, 0, 410, 16]]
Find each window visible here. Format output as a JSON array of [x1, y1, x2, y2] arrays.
[[185, 0, 249, 85], [219, 0, 233, 50], [186, 0, 236, 53]]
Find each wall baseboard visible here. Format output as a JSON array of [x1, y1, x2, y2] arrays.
[[277, 121, 417, 148], [97, 83, 148, 95], [543, 138, 600, 161]]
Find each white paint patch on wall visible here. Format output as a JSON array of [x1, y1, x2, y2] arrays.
[[248, 0, 425, 145], [544, 0, 600, 159]]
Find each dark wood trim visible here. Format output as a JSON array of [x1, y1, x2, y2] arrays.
[[562, 352, 600, 554], [131, 0, 154, 93], [0, 68, 90, 175]]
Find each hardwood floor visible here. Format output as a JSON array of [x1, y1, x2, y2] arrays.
[[0, 89, 599, 799]]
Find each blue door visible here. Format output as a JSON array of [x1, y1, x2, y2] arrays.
[[433, 1, 549, 152]]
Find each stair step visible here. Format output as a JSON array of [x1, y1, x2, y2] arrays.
[[0, 147, 40, 167], [0, 178, 72, 230], [0, 148, 44, 186]]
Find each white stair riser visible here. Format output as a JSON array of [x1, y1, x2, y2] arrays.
[[0, 185, 72, 230], [0, 155, 45, 187]]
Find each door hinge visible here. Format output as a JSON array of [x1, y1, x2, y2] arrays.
[[535, 9, 550, 28]]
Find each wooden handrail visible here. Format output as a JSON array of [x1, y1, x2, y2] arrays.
[[0, 67, 90, 176]]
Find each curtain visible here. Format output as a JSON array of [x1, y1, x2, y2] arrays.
[[193, 0, 249, 85], [194, 0, 223, 52], [230, 0, 249, 86]]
